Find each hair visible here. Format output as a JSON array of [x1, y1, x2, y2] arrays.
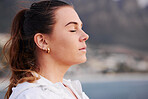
[[3, 0, 72, 98]]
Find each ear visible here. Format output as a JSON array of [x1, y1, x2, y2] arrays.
[[34, 33, 49, 50]]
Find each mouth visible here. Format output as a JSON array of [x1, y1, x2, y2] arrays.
[[79, 47, 87, 51]]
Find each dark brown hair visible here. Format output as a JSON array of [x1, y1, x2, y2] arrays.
[[3, 0, 71, 98]]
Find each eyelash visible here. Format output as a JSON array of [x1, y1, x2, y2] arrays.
[[70, 30, 77, 32]]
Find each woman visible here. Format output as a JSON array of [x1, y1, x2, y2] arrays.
[[3, 0, 89, 99]]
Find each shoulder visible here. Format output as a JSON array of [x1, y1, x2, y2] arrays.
[[15, 87, 60, 99], [66, 79, 83, 93], [65, 79, 89, 99], [9, 82, 61, 99]]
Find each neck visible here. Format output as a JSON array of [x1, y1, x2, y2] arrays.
[[37, 53, 70, 84]]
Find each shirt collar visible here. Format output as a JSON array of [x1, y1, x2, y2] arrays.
[[36, 74, 72, 87]]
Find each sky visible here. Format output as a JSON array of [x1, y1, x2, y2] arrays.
[[137, 0, 148, 8], [112, 0, 148, 8]]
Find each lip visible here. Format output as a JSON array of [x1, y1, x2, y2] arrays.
[[79, 46, 87, 50]]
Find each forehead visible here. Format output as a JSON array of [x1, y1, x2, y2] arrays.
[[54, 6, 82, 25]]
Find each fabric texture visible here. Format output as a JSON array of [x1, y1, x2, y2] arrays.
[[9, 75, 89, 99]]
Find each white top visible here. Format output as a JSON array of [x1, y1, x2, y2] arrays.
[[9, 75, 89, 99]]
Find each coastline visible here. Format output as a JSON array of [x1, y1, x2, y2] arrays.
[[1, 73, 148, 91], [64, 73, 148, 83]]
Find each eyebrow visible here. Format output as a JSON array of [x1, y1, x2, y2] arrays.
[[65, 21, 83, 27]]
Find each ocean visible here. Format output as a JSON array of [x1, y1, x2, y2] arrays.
[[82, 80, 148, 99]]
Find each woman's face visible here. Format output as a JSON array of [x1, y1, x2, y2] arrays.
[[48, 6, 89, 66]]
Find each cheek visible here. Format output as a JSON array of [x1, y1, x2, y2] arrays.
[[50, 33, 78, 59], [56, 37, 78, 55], [49, 30, 86, 65]]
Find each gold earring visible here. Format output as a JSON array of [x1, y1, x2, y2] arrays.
[[46, 48, 50, 53]]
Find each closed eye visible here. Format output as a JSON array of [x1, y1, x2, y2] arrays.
[[70, 30, 76, 32]]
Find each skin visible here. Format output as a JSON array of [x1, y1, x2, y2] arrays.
[[34, 6, 89, 84]]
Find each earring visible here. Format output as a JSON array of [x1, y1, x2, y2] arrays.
[[46, 48, 50, 54]]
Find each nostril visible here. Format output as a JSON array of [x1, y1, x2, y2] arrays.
[[81, 34, 89, 42], [83, 37, 87, 41], [80, 30, 89, 42], [82, 37, 88, 42]]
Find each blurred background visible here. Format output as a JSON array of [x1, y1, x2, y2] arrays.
[[0, 0, 148, 99]]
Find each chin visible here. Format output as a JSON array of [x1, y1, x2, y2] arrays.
[[69, 56, 87, 65], [77, 57, 87, 64]]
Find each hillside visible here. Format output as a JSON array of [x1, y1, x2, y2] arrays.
[[73, 0, 148, 52], [0, 0, 148, 52]]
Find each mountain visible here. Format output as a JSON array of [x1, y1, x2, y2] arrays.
[[0, 0, 148, 52], [72, 0, 148, 52]]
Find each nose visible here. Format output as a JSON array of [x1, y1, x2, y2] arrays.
[[79, 30, 89, 42]]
